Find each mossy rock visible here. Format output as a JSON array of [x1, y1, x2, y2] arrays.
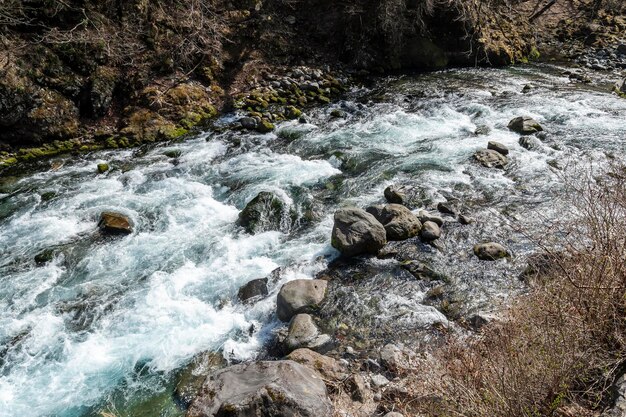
[[255, 119, 275, 133], [164, 149, 182, 158], [97, 163, 109, 174]]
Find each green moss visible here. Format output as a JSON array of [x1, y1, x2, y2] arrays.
[[1, 157, 18, 166], [529, 46, 541, 61], [105, 136, 119, 149], [255, 120, 275, 133], [97, 163, 110, 174]]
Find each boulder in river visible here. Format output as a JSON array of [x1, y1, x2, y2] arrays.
[[507, 116, 543, 135], [97, 163, 109, 174], [186, 360, 332, 417], [614, 78, 626, 97], [420, 221, 441, 241], [473, 242, 509, 260], [98, 212, 132, 235], [487, 141, 509, 156], [174, 351, 226, 409], [277, 279, 327, 322], [331, 207, 387, 256], [366, 204, 421, 241], [519, 136, 542, 150], [384, 185, 406, 204], [418, 210, 443, 227], [238, 191, 288, 234], [474, 149, 508, 169], [284, 313, 333, 353], [237, 278, 268, 303]]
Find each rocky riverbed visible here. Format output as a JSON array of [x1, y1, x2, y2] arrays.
[[0, 62, 625, 417]]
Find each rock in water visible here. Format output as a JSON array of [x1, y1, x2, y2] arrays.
[[615, 78, 626, 96], [418, 210, 444, 227], [384, 185, 406, 204], [187, 360, 332, 417], [366, 204, 421, 241], [237, 278, 269, 303], [277, 279, 327, 322], [474, 149, 508, 169], [238, 191, 288, 234], [420, 221, 441, 241], [98, 212, 132, 235], [507, 116, 543, 135], [331, 208, 387, 256], [97, 163, 109, 174], [473, 242, 509, 260], [284, 314, 332, 353], [519, 136, 542, 151], [487, 141, 509, 155]]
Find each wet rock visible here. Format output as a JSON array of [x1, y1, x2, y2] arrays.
[[474, 125, 491, 135], [420, 221, 441, 241], [187, 360, 332, 417], [284, 106, 302, 120], [400, 260, 446, 281], [474, 149, 508, 169], [507, 116, 543, 135], [458, 214, 474, 225], [255, 119, 275, 133], [164, 149, 182, 158], [277, 279, 327, 322], [569, 72, 591, 83], [331, 207, 387, 256], [237, 278, 268, 303], [238, 191, 288, 234], [384, 185, 406, 204], [284, 314, 333, 353], [519, 136, 542, 150], [473, 242, 509, 260], [487, 141, 509, 156], [366, 204, 421, 241], [522, 84, 533, 93], [330, 108, 347, 118], [98, 212, 132, 235], [97, 163, 109, 173], [34, 249, 55, 265], [437, 201, 458, 216], [239, 116, 257, 129], [287, 348, 346, 380], [417, 210, 443, 227], [174, 351, 226, 409]]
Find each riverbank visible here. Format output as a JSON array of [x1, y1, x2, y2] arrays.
[[2, 0, 623, 172]]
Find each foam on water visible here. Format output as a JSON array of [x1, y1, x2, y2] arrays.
[[1, 64, 626, 417]]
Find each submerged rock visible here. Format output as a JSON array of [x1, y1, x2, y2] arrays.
[[487, 141, 509, 156], [519, 135, 542, 150], [474, 149, 508, 169], [98, 212, 132, 235], [238, 191, 288, 234], [331, 207, 387, 256], [277, 279, 327, 322], [507, 116, 543, 135], [473, 242, 509, 260], [366, 204, 421, 241], [237, 278, 269, 303], [34, 249, 55, 265], [187, 360, 332, 417], [284, 313, 332, 353]]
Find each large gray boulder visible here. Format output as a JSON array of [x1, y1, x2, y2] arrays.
[[237, 278, 268, 303], [420, 221, 441, 241], [186, 360, 332, 417], [474, 149, 508, 169], [284, 314, 332, 353], [366, 204, 421, 241], [508, 116, 543, 135], [331, 207, 387, 256], [277, 279, 327, 322]]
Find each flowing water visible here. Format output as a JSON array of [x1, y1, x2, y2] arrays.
[[1, 64, 625, 417]]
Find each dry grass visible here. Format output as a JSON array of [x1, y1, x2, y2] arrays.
[[386, 164, 626, 417]]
